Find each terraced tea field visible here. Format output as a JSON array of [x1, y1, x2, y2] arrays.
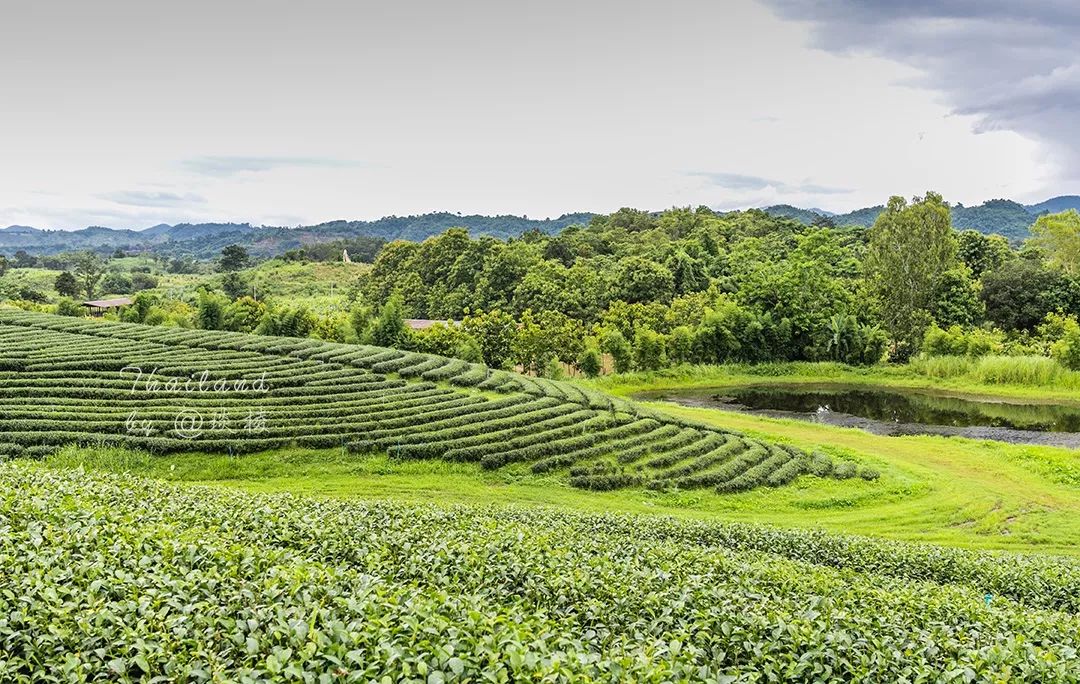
[[0, 309, 866, 494]]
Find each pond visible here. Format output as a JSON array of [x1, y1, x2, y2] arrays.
[[643, 384, 1080, 448]]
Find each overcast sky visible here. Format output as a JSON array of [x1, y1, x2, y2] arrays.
[[0, 0, 1074, 229]]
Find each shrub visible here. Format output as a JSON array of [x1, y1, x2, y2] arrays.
[[576, 344, 602, 378], [602, 330, 633, 374], [99, 272, 133, 294], [1049, 315, 1080, 371], [922, 324, 1005, 358], [633, 328, 667, 371], [53, 298, 85, 317], [130, 272, 159, 291]]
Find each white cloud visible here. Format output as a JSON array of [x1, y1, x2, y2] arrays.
[[0, 0, 1058, 229]]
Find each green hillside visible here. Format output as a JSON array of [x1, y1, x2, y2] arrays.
[[0, 309, 861, 493], [769, 199, 1039, 241], [952, 199, 1036, 241], [759, 204, 829, 224], [0, 212, 596, 259], [1025, 195, 1080, 215]]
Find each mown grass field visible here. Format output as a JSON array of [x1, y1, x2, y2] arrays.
[[584, 365, 1080, 553]]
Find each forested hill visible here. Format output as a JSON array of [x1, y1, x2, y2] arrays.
[[0, 212, 596, 258], [765, 196, 1080, 242]]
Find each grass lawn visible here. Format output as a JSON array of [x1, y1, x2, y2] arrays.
[[0, 267, 62, 296], [241, 259, 369, 309]]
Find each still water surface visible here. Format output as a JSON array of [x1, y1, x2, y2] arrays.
[[645, 384, 1080, 448]]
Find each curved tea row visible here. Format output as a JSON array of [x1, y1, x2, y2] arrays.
[[0, 309, 866, 493]]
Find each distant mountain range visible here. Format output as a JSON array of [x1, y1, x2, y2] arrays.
[[4, 196, 1077, 259], [0, 213, 596, 258], [763, 196, 1080, 242]]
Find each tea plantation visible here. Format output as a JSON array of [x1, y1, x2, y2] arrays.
[[2, 464, 1079, 682], [5, 309, 1079, 681], [0, 309, 868, 493]]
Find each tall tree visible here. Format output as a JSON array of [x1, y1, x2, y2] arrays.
[[219, 244, 250, 273], [981, 260, 1073, 331], [1031, 209, 1080, 275], [666, 250, 708, 295], [221, 271, 248, 300], [461, 308, 517, 369], [512, 310, 557, 376], [54, 271, 81, 298], [957, 229, 1012, 278], [611, 256, 675, 304], [866, 192, 957, 359], [13, 250, 36, 268], [196, 290, 228, 330], [72, 252, 104, 299]]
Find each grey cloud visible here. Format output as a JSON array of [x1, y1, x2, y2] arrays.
[[182, 156, 362, 177], [101, 190, 207, 207], [691, 171, 851, 195], [764, 1, 1080, 175]]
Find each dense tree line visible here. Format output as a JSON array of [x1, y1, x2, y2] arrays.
[[16, 199, 1080, 376], [344, 200, 1080, 373]]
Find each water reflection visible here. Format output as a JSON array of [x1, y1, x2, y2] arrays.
[[645, 384, 1080, 448], [727, 386, 1080, 431]]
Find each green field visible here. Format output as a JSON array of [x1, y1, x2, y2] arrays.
[[0, 258, 366, 313], [4, 310, 1080, 680], [145, 259, 369, 311]]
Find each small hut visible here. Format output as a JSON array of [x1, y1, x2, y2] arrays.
[[82, 297, 133, 317]]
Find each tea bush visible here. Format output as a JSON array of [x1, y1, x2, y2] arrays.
[[0, 464, 1077, 682]]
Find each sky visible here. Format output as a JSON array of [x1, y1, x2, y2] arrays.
[[0, 0, 1074, 230]]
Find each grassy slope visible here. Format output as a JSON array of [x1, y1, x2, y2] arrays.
[[134, 259, 369, 311], [1, 259, 367, 310], [239, 259, 369, 308], [586, 364, 1080, 554], [0, 267, 61, 294]]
